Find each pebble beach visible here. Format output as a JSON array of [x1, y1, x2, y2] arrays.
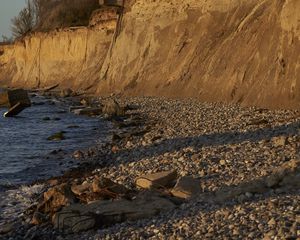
[[1, 96, 299, 240]]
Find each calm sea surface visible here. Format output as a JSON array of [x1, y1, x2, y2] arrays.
[[0, 95, 110, 188]]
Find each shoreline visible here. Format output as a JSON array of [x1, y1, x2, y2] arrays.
[[1, 95, 299, 239]]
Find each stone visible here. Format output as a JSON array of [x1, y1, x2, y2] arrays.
[[60, 88, 73, 98], [31, 211, 47, 225], [53, 191, 175, 233], [0, 222, 14, 235], [48, 179, 59, 187], [219, 159, 226, 165], [73, 150, 84, 159], [266, 159, 300, 188], [272, 136, 287, 147], [135, 170, 177, 189], [92, 177, 129, 196], [267, 218, 276, 226], [47, 131, 65, 141], [102, 99, 125, 117], [71, 182, 92, 196], [171, 176, 202, 199], [38, 183, 76, 213], [73, 107, 102, 116]]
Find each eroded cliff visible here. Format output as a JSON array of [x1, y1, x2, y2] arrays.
[[0, 25, 115, 91], [0, 0, 299, 109], [97, 0, 300, 109]]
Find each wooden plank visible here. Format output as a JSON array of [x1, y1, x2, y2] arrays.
[[3, 102, 27, 117]]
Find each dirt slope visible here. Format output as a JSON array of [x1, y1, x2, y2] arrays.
[[97, 0, 300, 109]]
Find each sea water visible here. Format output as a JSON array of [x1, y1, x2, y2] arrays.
[[0, 95, 110, 187]]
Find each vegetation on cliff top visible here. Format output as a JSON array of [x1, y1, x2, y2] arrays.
[[11, 0, 99, 38]]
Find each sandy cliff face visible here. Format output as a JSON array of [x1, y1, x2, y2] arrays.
[[0, 0, 299, 109], [97, 0, 300, 109], [0, 26, 114, 91]]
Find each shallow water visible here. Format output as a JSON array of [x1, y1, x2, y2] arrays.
[[0, 95, 110, 187]]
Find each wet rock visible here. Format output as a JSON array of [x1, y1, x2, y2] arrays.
[[60, 88, 73, 98], [136, 170, 177, 189], [43, 117, 51, 121], [73, 150, 84, 159], [38, 183, 76, 214], [102, 99, 125, 117], [31, 211, 47, 225], [0, 222, 14, 234], [53, 192, 175, 233], [80, 98, 89, 106], [47, 132, 65, 141], [67, 125, 80, 129], [171, 176, 202, 199], [48, 179, 59, 187], [73, 107, 102, 116]]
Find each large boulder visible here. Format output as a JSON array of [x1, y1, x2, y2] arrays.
[[171, 176, 202, 199], [135, 170, 177, 189], [38, 183, 76, 214], [53, 191, 175, 233], [92, 177, 129, 196]]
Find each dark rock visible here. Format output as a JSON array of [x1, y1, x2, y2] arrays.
[[31, 211, 47, 225], [0, 222, 14, 235], [53, 191, 175, 233], [171, 176, 202, 199], [47, 132, 65, 141], [102, 99, 125, 117]]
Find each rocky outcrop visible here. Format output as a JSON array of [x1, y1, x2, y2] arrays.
[[97, 0, 300, 109]]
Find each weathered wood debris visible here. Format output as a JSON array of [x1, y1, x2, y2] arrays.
[[0, 89, 31, 117]]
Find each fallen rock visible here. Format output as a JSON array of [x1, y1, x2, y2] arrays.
[[92, 177, 129, 196], [136, 170, 177, 189], [171, 176, 202, 199], [71, 182, 92, 196], [53, 191, 175, 233], [38, 183, 76, 214], [102, 99, 125, 117]]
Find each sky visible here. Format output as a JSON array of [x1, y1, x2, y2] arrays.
[[0, 0, 26, 38]]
